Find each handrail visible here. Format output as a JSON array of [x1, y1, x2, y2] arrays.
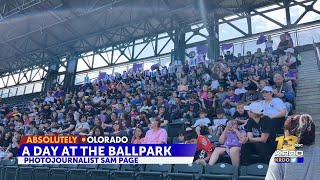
[[0, 91, 13, 98], [314, 41, 320, 72]]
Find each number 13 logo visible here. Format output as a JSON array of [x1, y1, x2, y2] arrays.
[[276, 136, 299, 150]]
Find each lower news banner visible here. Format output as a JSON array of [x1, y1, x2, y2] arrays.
[[17, 144, 197, 164]]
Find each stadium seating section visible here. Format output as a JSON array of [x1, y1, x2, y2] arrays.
[[0, 159, 269, 180]]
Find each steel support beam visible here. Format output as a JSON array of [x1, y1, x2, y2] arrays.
[[207, 13, 220, 61], [284, 0, 292, 26], [63, 55, 78, 92], [173, 29, 186, 64]]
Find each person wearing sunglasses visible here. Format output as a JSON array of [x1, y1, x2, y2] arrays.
[[272, 73, 295, 115], [155, 105, 170, 127], [110, 120, 127, 137], [266, 114, 320, 180]]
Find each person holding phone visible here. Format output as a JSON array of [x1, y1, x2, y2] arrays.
[[240, 102, 276, 165], [208, 119, 246, 166]]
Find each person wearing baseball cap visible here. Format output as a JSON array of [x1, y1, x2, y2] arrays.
[[280, 48, 297, 69], [240, 83, 263, 105], [260, 85, 288, 133], [239, 102, 276, 165]]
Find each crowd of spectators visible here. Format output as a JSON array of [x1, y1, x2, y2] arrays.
[[0, 32, 300, 166]]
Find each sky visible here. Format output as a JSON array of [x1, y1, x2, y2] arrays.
[[1, 0, 320, 95]]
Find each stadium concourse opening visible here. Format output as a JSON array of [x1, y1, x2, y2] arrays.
[[0, 0, 319, 179]]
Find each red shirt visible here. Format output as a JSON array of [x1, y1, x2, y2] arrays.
[[24, 118, 31, 126], [195, 135, 214, 160]]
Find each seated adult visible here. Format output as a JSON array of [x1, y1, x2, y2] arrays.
[[3, 129, 23, 160], [155, 104, 170, 127], [75, 114, 90, 133], [240, 102, 276, 165], [54, 86, 65, 98], [44, 91, 55, 103], [110, 120, 128, 137], [272, 73, 295, 114], [282, 65, 297, 86], [92, 91, 104, 105], [279, 48, 297, 70], [185, 130, 214, 165], [240, 83, 263, 105], [183, 95, 201, 118], [144, 118, 167, 144], [169, 97, 183, 120], [277, 34, 293, 56], [0, 130, 12, 149], [258, 86, 287, 134], [177, 79, 189, 99], [266, 114, 320, 180], [57, 113, 76, 134]]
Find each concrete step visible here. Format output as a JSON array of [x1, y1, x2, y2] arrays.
[[297, 82, 320, 86], [298, 70, 320, 74], [299, 67, 319, 70], [296, 88, 320, 93], [296, 96, 320, 101], [298, 71, 320, 74], [312, 115, 320, 122], [315, 132, 320, 147], [299, 65, 319, 68], [296, 88, 320, 94], [297, 75, 320, 79], [295, 83, 320, 88], [299, 72, 320, 74], [295, 91, 320, 95], [295, 107, 320, 114], [296, 79, 320, 83], [298, 72, 320, 75], [296, 93, 319, 98], [298, 68, 319, 74], [306, 112, 320, 118], [298, 69, 320, 77], [295, 100, 320, 105], [299, 63, 318, 66]]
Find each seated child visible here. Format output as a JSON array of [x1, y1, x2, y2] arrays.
[[185, 130, 214, 165], [208, 108, 228, 136], [192, 109, 211, 136], [176, 130, 186, 144], [131, 127, 145, 144], [233, 103, 249, 130], [208, 120, 246, 166]]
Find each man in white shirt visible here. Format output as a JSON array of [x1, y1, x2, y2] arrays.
[[234, 80, 247, 96]]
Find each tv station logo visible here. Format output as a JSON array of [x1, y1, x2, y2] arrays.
[[274, 135, 304, 163]]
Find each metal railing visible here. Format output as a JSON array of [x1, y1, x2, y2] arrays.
[[314, 42, 320, 72]]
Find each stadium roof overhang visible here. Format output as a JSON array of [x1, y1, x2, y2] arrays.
[[0, 0, 316, 74]]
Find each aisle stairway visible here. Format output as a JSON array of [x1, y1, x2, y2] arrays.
[[295, 50, 320, 146]]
